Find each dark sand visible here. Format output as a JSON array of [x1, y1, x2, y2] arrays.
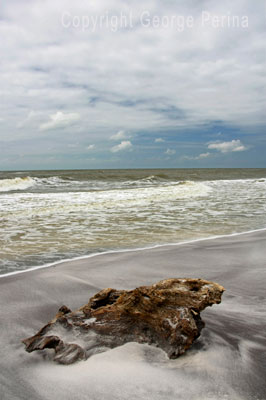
[[0, 230, 266, 400]]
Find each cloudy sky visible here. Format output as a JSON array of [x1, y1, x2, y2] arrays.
[[0, 0, 265, 170]]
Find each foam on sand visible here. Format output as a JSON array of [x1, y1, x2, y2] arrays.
[[0, 230, 266, 399], [28, 342, 245, 400]]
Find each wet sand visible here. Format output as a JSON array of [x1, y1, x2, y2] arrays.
[[0, 230, 266, 400]]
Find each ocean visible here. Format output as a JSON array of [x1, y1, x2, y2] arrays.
[[1, 168, 266, 276]]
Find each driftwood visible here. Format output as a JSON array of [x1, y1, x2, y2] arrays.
[[22, 278, 224, 364]]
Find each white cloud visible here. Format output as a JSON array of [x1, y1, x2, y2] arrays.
[[198, 152, 211, 159], [87, 144, 95, 150], [155, 138, 165, 143], [0, 0, 265, 168], [40, 111, 80, 131], [183, 152, 211, 160], [110, 130, 130, 141], [1, 0, 265, 142], [110, 141, 133, 153], [208, 140, 247, 153], [165, 148, 176, 155]]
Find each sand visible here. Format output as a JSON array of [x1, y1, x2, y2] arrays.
[[0, 230, 266, 400]]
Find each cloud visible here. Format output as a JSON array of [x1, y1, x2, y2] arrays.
[[0, 0, 265, 169], [110, 130, 130, 141], [165, 148, 176, 155], [110, 141, 133, 153], [87, 144, 95, 150], [40, 111, 80, 131], [208, 140, 247, 153], [197, 152, 211, 159], [155, 138, 165, 143], [2, 0, 265, 140], [183, 152, 211, 160]]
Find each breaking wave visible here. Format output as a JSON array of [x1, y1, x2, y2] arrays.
[[1, 168, 266, 275], [0, 177, 36, 192], [0, 176, 76, 192], [0, 174, 213, 193]]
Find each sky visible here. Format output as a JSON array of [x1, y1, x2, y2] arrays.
[[0, 0, 265, 170]]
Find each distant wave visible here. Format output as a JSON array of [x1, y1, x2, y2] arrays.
[[138, 175, 165, 183], [137, 179, 202, 187], [0, 176, 80, 192], [1, 173, 265, 193], [37, 176, 69, 186], [137, 177, 210, 186], [0, 176, 72, 192], [0, 177, 36, 192], [125, 174, 173, 185]]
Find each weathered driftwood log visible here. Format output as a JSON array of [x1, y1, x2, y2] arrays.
[[22, 278, 224, 364]]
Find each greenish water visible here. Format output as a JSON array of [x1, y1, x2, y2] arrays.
[[0, 168, 266, 275]]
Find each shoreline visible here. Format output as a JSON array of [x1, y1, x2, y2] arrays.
[[1, 226, 266, 279], [1, 229, 266, 399]]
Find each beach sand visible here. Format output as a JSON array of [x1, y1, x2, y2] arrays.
[[0, 230, 266, 400]]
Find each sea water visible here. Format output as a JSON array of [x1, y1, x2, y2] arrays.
[[0, 168, 266, 275]]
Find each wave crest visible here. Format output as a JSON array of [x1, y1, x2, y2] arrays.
[[0, 177, 36, 192]]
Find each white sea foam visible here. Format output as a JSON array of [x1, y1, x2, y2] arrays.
[[1, 173, 266, 275], [0, 181, 212, 215], [27, 342, 246, 400]]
